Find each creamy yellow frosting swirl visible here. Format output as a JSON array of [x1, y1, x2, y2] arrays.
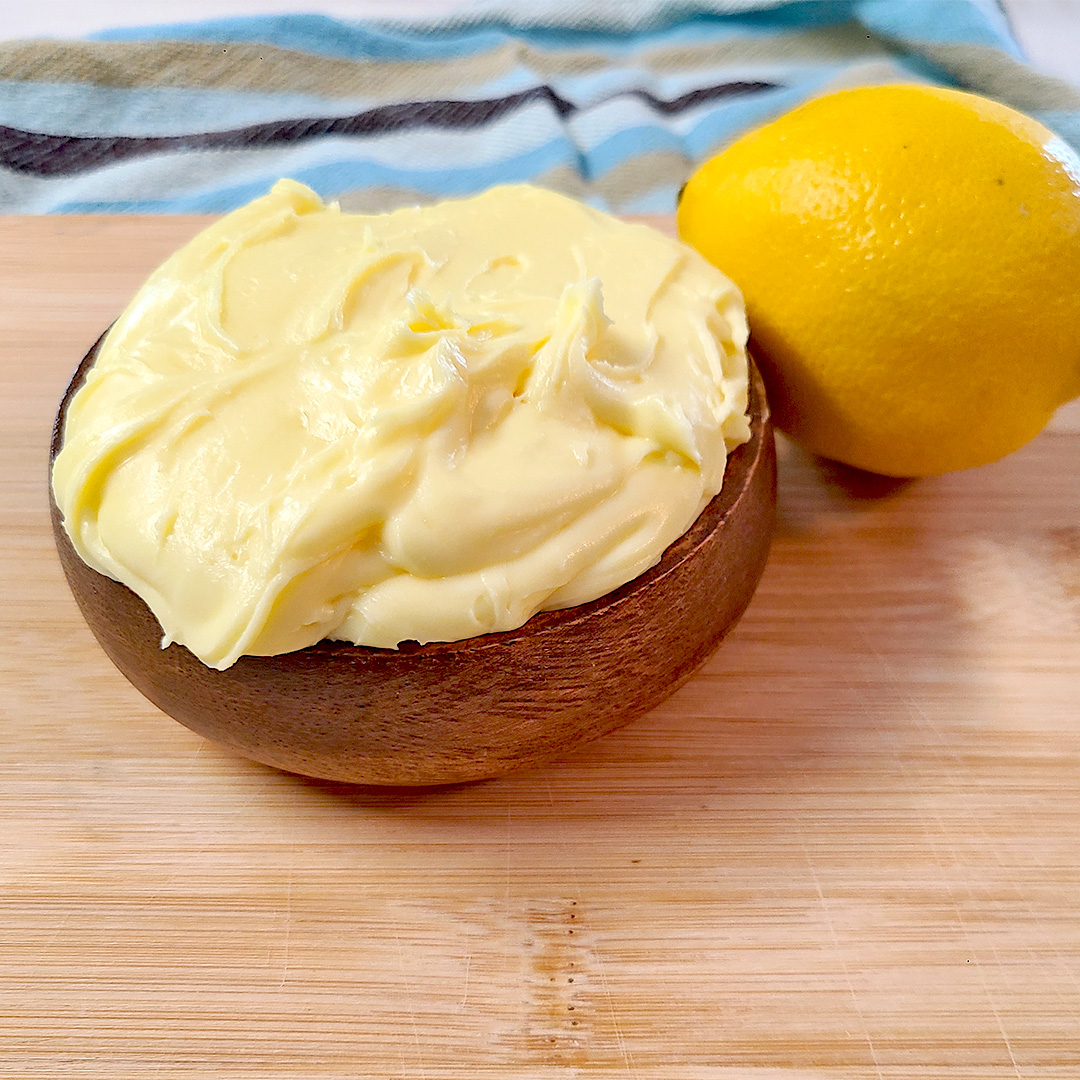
[[52, 180, 750, 669]]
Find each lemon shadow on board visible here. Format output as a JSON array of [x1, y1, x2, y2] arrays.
[[806, 453, 915, 500], [771, 434, 915, 543]]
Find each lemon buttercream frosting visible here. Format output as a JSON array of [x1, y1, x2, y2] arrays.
[[53, 180, 750, 669]]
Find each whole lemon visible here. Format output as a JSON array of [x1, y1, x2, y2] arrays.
[[677, 84, 1080, 476]]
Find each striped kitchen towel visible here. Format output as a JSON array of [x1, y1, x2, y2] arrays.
[[2, 0, 1078, 214]]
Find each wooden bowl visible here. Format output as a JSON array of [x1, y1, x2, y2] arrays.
[[50, 333, 776, 785]]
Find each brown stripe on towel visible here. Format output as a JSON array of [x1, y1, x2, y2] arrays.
[[0, 25, 885, 102], [905, 42, 1080, 110], [38, 27, 1074, 137]]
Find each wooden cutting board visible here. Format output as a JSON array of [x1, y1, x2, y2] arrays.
[[2, 215, 1079, 1079]]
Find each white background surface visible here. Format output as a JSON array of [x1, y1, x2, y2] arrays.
[[0, 1, 1077, 86]]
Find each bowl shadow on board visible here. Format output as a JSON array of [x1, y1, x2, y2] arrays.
[[252, 628, 880, 814], [805, 454, 914, 500], [231, 448, 924, 811], [52, 334, 778, 790], [211, 420, 1069, 812]]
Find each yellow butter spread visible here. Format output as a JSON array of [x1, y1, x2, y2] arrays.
[[52, 180, 750, 669]]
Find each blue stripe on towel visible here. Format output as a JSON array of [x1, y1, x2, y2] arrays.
[[89, 2, 1018, 60]]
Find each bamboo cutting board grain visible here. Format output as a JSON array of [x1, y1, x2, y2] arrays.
[[2, 215, 1080, 1079]]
